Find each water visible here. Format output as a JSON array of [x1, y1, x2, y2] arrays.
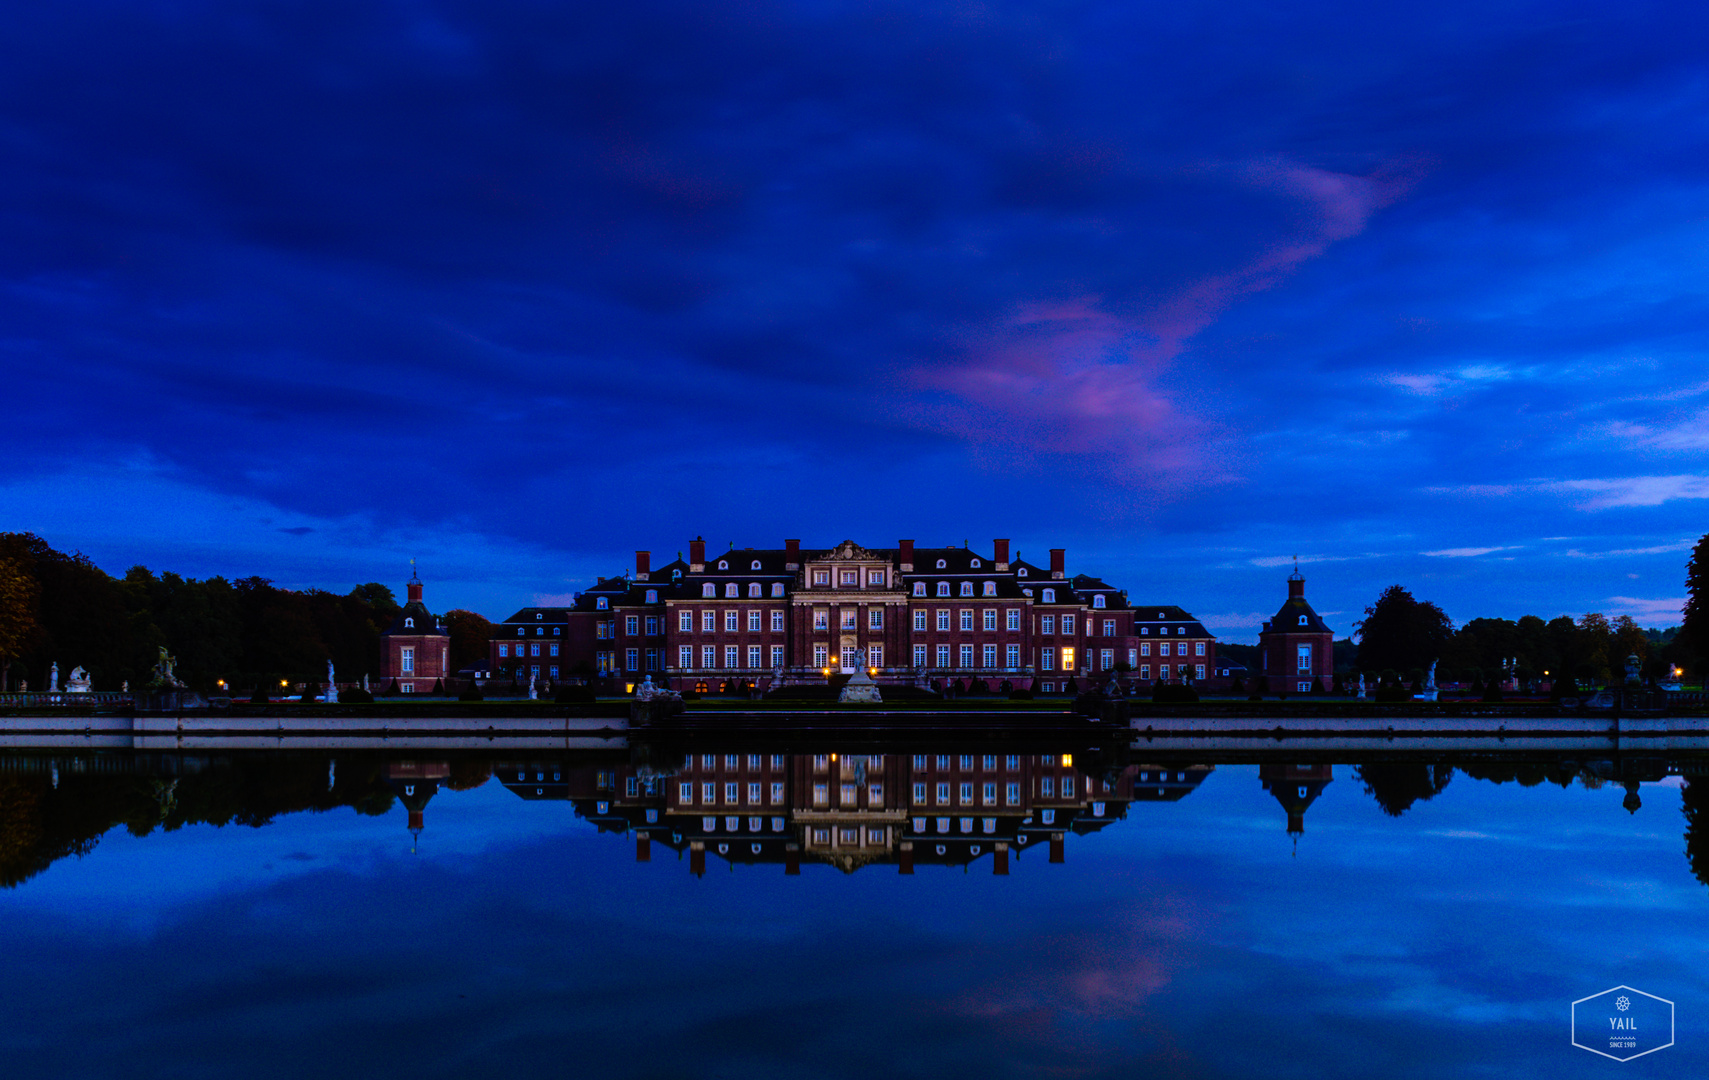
[[1, 742, 1705, 1078]]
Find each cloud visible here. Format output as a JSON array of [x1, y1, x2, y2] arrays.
[[530, 593, 580, 607], [1421, 546, 1512, 558], [1602, 596, 1685, 623], [1563, 540, 1695, 559], [277, 526, 315, 536], [1199, 612, 1270, 629], [1248, 553, 1379, 568], [1603, 411, 1709, 450], [1549, 475, 1709, 509]]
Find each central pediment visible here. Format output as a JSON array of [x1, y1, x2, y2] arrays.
[[811, 539, 886, 562]]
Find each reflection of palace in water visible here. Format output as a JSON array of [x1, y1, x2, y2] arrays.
[[491, 752, 1213, 875]]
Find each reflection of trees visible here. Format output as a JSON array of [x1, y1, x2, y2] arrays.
[[1354, 763, 1454, 817], [1683, 778, 1709, 888]]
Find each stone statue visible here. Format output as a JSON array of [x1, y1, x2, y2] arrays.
[[121, 680, 128, 694], [636, 674, 658, 701], [151, 647, 181, 688], [1425, 660, 1438, 690], [362, 673, 369, 692], [838, 648, 882, 704], [65, 666, 92, 693], [49, 662, 59, 692], [323, 659, 337, 702], [1625, 653, 1643, 687], [528, 672, 538, 700], [1356, 673, 1366, 700], [773, 664, 785, 686]]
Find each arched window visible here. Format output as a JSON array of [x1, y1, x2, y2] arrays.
[[959, 582, 973, 597], [725, 583, 738, 597], [1299, 614, 1308, 625], [751, 560, 761, 570], [672, 569, 682, 581], [1093, 595, 1105, 609], [1043, 589, 1055, 603], [702, 584, 715, 598], [404, 617, 414, 628], [937, 582, 950, 597], [935, 558, 947, 568], [748, 583, 762, 598], [646, 589, 658, 604], [771, 583, 785, 597], [970, 558, 981, 568], [983, 582, 996, 596], [912, 582, 926, 597], [597, 597, 609, 610], [718, 560, 728, 569], [1018, 567, 1028, 577]]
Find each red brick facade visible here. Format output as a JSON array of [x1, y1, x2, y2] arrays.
[[1257, 571, 1335, 692], [379, 571, 450, 693]]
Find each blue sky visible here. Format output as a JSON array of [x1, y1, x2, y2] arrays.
[[2, 1, 1706, 639]]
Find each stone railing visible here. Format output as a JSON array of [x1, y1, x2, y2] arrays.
[[0, 692, 132, 707]]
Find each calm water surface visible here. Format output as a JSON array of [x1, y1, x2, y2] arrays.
[[2, 743, 1706, 1078]]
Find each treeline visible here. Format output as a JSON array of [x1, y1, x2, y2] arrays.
[[0, 532, 489, 694]]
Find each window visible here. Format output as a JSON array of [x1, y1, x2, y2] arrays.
[[1140, 626, 1149, 635], [813, 609, 829, 630], [937, 582, 950, 597], [1141, 664, 1151, 679], [869, 608, 883, 630], [1299, 681, 1312, 692], [1061, 647, 1075, 670], [1006, 644, 1019, 668], [912, 582, 926, 596], [913, 644, 927, 667], [1006, 781, 1020, 805], [1063, 776, 1075, 798], [936, 782, 949, 805], [981, 609, 996, 631], [724, 645, 738, 668], [750, 560, 761, 571], [553, 627, 560, 636], [813, 784, 828, 806], [959, 644, 974, 667], [771, 782, 784, 804], [1141, 642, 1151, 656], [1041, 615, 1055, 635], [770, 644, 785, 668], [840, 645, 859, 672], [936, 609, 950, 631], [703, 645, 716, 668], [959, 782, 973, 805], [645, 616, 658, 636], [1100, 648, 1113, 669], [983, 782, 996, 805], [936, 558, 947, 568], [702, 584, 715, 598], [869, 571, 885, 586], [718, 560, 728, 570], [531, 644, 541, 657], [1300, 615, 1309, 626], [936, 755, 950, 769], [1196, 664, 1206, 680], [1103, 619, 1116, 637], [1093, 594, 1105, 608], [748, 583, 761, 598], [1061, 615, 1074, 635], [725, 610, 738, 632], [702, 611, 716, 632], [1041, 649, 1054, 671], [626, 648, 638, 671], [748, 782, 761, 803], [1297, 644, 1312, 673], [960, 609, 973, 631], [841, 570, 859, 586], [841, 609, 857, 631], [625, 615, 639, 636], [680, 781, 693, 802], [724, 583, 738, 598], [403, 617, 414, 628], [680, 611, 693, 632], [771, 583, 784, 597], [869, 783, 882, 803], [983, 644, 997, 668], [936, 644, 951, 668], [913, 610, 927, 631], [814, 644, 828, 667], [723, 781, 738, 803], [748, 645, 761, 668], [771, 610, 785, 632], [970, 558, 981, 568], [869, 644, 884, 668], [1018, 567, 1028, 577], [959, 581, 973, 597], [1196, 641, 1206, 656], [1006, 609, 1020, 631], [549, 644, 560, 657], [646, 589, 658, 604], [748, 611, 761, 632], [1041, 777, 1055, 798], [400, 647, 414, 673], [1043, 588, 1055, 603], [679, 646, 692, 668], [498, 645, 508, 658], [813, 569, 831, 585]]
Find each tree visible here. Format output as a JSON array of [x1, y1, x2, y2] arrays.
[[443, 609, 494, 673], [0, 554, 41, 691], [1685, 534, 1709, 674], [1354, 585, 1454, 675]]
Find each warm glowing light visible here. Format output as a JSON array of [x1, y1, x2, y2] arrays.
[[280, 679, 288, 687], [1062, 754, 1073, 767], [830, 754, 837, 762]]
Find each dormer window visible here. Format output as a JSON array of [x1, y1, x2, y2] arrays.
[[1157, 611, 1165, 619], [937, 582, 950, 597], [1022, 588, 1032, 597], [1299, 615, 1309, 626], [536, 613, 543, 620], [1018, 568, 1028, 577], [771, 583, 785, 597], [404, 617, 414, 628], [983, 582, 996, 596], [748, 583, 762, 597], [1093, 595, 1105, 608], [672, 569, 681, 582], [1043, 589, 1055, 603], [718, 560, 728, 570], [959, 582, 973, 597], [1140, 627, 1148, 635], [702, 584, 715, 598], [970, 558, 980, 568], [646, 589, 658, 604], [912, 583, 926, 597], [936, 559, 946, 568], [597, 597, 609, 610], [724, 583, 738, 597], [751, 560, 761, 570], [553, 627, 561, 636]]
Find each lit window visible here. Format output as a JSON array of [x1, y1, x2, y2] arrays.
[[983, 581, 996, 596], [724, 583, 738, 598], [597, 597, 609, 610], [814, 609, 829, 629], [912, 582, 926, 596], [841, 609, 858, 631], [771, 583, 784, 597], [1043, 589, 1055, 603], [1062, 647, 1075, 670], [959, 581, 973, 597]]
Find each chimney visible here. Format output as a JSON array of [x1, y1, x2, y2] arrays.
[[785, 538, 800, 569], [993, 538, 1010, 571], [690, 841, 706, 877], [636, 835, 651, 862], [993, 842, 1010, 875], [786, 842, 801, 876], [899, 539, 915, 572], [1049, 832, 1065, 863], [635, 551, 650, 581], [689, 536, 706, 571], [1049, 548, 1065, 579], [899, 841, 914, 875]]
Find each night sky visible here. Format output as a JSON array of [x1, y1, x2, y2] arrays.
[[3, 1, 1706, 639]]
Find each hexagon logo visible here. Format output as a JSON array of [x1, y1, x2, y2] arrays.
[[1572, 985, 1674, 1061]]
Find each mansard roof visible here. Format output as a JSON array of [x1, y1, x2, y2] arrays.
[[1265, 595, 1334, 635], [384, 600, 447, 636], [1130, 605, 1210, 636]]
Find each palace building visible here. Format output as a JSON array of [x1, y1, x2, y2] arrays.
[[378, 567, 450, 693], [1257, 566, 1335, 693], [487, 536, 1220, 694]]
